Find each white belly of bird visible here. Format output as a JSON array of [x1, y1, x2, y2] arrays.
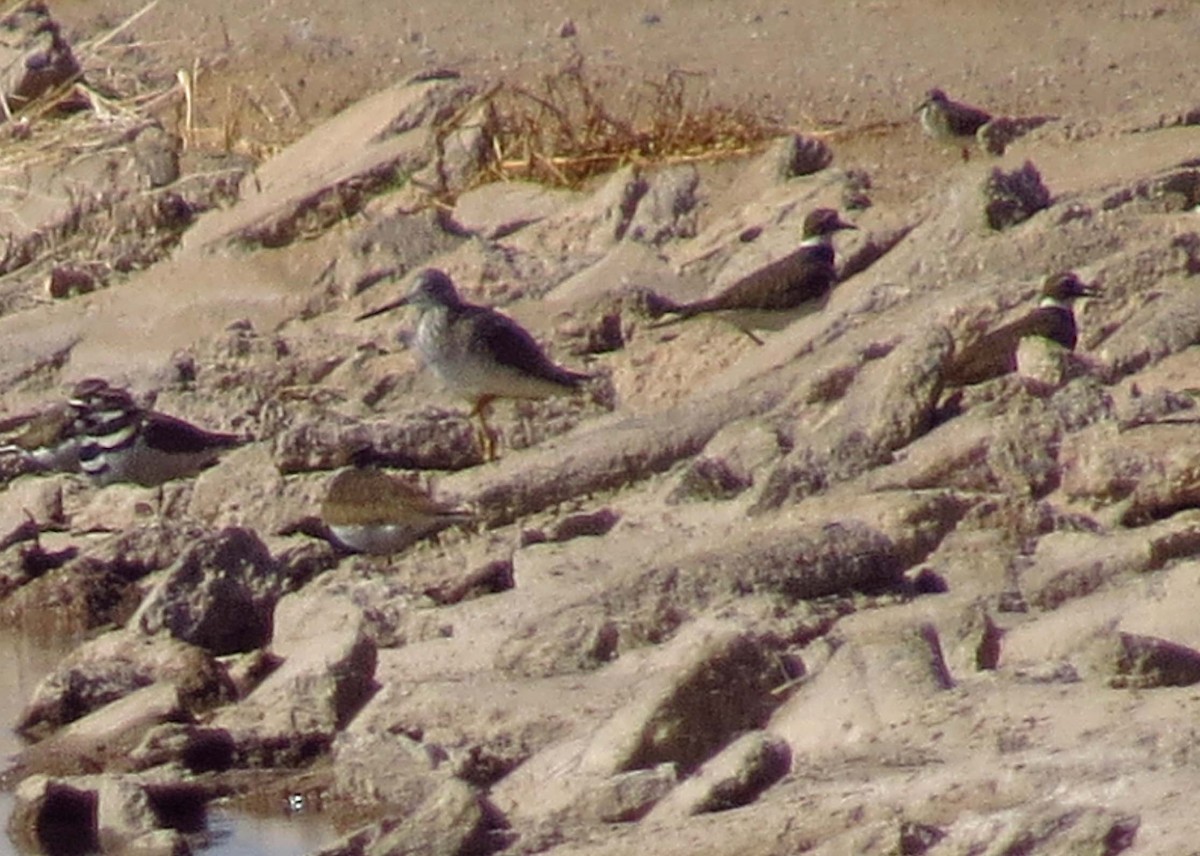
[[86, 435, 219, 487], [416, 316, 570, 400], [918, 106, 941, 137], [442, 356, 571, 399], [329, 523, 431, 555]]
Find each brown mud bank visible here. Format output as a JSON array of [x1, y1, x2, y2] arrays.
[[2, 1, 1200, 854]]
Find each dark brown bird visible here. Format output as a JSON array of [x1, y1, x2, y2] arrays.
[[916, 88, 992, 141], [943, 272, 1099, 387], [648, 207, 857, 344]]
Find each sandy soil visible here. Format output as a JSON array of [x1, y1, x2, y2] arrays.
[[52, 0, 1200, 206], [4, 1, 1200, 854]]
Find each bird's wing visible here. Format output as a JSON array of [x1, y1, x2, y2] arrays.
[[948, 102, 992, 135], [470, 307, 589, 386], [141, 412, 242, 454], [944, 309, 1073, 387], [680, 247, 837, 316]]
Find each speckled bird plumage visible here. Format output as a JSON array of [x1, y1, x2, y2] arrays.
[[916, 88, 992, 141]]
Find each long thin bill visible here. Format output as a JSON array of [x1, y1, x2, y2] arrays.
[[355, 295, 411, 321]]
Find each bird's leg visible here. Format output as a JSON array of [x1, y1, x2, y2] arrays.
[[733, 324, 766, 346], [471, 395, 499, 462]]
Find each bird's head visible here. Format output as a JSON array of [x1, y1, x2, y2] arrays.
[[1043, 271, 1100, 304], [69, 378, 114, 403], [912, 88, 950, 115], [407, 268, 461, 309], [916, 88, 945, 106], [802, 208, 857, 239], [356, 268, 463, 321], [68, 378, 137, 415]]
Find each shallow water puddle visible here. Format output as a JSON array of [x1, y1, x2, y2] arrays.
[[201, 807, 339, 855], [0, 628, 78, 761], [0, 629, 338, 855]]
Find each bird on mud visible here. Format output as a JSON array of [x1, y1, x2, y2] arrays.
[[356, 268, 591, 461], [915, 88, 993, 159], [0, 397, 82, 474], [70, 379, 244, 487], [1, 378, 243, 487], [942, 271, 1099, 388], [645, 207, 857, 344], [320, 464, 473, 555]]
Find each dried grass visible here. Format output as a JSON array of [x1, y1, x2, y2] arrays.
[[478, 54, 785, 188], [0, 0, 171, 172], [0, 1, 251, 305]]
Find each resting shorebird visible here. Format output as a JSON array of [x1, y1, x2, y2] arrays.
[[356, 268, 590, 461], [943, 271, 1099, 387], [647, 207, 856, 344], [916, 88, 992, 158], [320, 466, 473, 555], [0, 398, 83, 474], [67, 379, 243, 487]]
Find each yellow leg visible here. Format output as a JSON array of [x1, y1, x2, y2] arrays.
[[471, 396, 500, 462]]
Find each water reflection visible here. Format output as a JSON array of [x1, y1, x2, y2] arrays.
[[0, 627, 75, 760], [0, 629, 339, 855], [0, 626, 81, 856], [205, 808, 340, 856]]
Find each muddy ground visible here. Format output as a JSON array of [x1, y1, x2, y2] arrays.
[[1, 1, 1200, 855]]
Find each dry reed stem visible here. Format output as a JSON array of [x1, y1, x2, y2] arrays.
[[475, 55, 784, 188], [0, 0, 173, 173], [75, 0, 160, 54]]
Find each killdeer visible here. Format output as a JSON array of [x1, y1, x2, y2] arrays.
[[943, 271, 1099, 387], [68, 379, 243, 487], [356, 268, 591, 460], [320, 466, 473, 555], [916, 88, 992, 157], [646, 208, 857, 344]]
